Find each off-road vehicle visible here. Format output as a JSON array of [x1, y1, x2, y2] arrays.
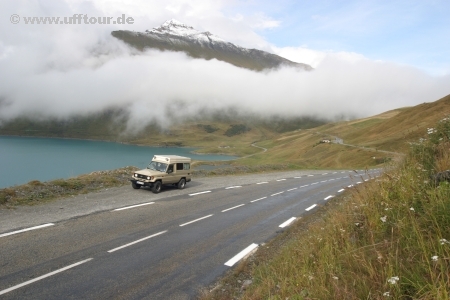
[[130, 155, 192, 193]]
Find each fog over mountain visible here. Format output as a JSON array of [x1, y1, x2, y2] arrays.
[[1, 2, 449, 132]]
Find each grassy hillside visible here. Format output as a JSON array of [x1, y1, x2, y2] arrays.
[[202, 110, 450, 300], [0, 109, 129, 141], [317, 94, 450, 152], [1, 95, 449, 172], [236, 94, 450, 169]]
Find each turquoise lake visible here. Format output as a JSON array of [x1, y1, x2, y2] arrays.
[[0, 136, 235, 188]]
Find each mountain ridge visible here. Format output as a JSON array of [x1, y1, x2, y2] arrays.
[[111, 19, 312, 71]]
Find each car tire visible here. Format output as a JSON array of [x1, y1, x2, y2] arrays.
[[177, 178, 186, 189], [131, 182, 141, 189], [152, 181, 162, 193]]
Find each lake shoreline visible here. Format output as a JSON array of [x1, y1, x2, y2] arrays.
[[0, 136, 237, 189]]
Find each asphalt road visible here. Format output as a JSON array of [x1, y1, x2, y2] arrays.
[[0, 169, 381, 299]]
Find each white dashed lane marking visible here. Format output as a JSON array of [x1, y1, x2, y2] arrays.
[[113, 202, 154, 211], [250, 197, 267, 203], [108, 231, 167, 253], [271, 191, 284, 196], [222, 204, 245, 212], [0, 258, 93, 296], [0, 223, 55, 238], [179, 215, 214, 227], [189, 191, 211, 196], [225, 186, 242, 189], [305, 204, 317, 211], [279, 217, 296, 228], [224, 243, 258, 267]]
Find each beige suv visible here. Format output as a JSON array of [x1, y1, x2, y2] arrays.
[[130, 155, 192, 193]]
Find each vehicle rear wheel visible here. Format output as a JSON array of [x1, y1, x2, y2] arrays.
[[177, 178, 186, 189], [152, 181, 162, 193], [131, 182, 141, 189]]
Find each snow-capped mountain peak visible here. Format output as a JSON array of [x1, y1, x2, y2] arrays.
[[145, 19, 225, 43], [112, 20, 312, 71]]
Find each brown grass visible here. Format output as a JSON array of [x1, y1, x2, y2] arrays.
[[201, 115, 450, 300]]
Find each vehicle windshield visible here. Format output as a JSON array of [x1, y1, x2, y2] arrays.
[[147, 161, 167, 172]]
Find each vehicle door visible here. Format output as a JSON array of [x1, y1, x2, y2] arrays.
[[165, 164, 178, 184]]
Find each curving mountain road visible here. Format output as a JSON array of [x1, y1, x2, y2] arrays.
[[0, 169, 381, 299]]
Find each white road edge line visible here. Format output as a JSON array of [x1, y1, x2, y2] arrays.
[[108, 231, 167, 253], [276, 179, 286, 181], [0, 258, 93, 296], [324, 195, 334, 201], [256, 182, 268, 185], [0, 223, 55, 238], [279, 217, 296, 228], [294, 176, 302, 178], [250, 197, 267, 203], [179, 214, 214, 227], [287, 188, 298, 191], [305, 204, 317, 211], [271, 191, 284, 196], [338, 189, 345, 193], [224, 243, 259, 267], [189, 191, 211, 196], [225, 186, 242, 189], [113, 202, 155, 211], [222, 204, 245, 212], [308, 175, 314, 177]]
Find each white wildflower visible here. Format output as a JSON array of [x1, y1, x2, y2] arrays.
[[332, 276, 339, 280], [440, 238, 450, 245], [432, 255, 438, 261], [383, 291, 390, 297], [410, 207, 415, 211], [388, 276, 399, 284], [380, 216, 387, 223]]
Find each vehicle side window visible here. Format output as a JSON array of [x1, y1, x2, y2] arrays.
[[176, 163, 183, 171], [167, 164, 174, 173], [183, 163, 190, 170]]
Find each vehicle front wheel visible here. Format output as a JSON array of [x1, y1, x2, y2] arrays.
[[177, 178, 186, 189], [152, 181, 162, 193], [131, 182, 141, 189]]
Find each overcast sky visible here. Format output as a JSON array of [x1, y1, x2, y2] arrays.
[[1, 0, 449, 129]]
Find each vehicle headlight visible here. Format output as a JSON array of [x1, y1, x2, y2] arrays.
[[147, 176, 151, 180], [134, 173, 138, 177]]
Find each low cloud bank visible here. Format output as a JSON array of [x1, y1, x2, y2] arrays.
[[1, 42, 449, 131], [1, 0, 449, 132]]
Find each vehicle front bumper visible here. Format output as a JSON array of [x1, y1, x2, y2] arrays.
[[130, 179, 155, 187]]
